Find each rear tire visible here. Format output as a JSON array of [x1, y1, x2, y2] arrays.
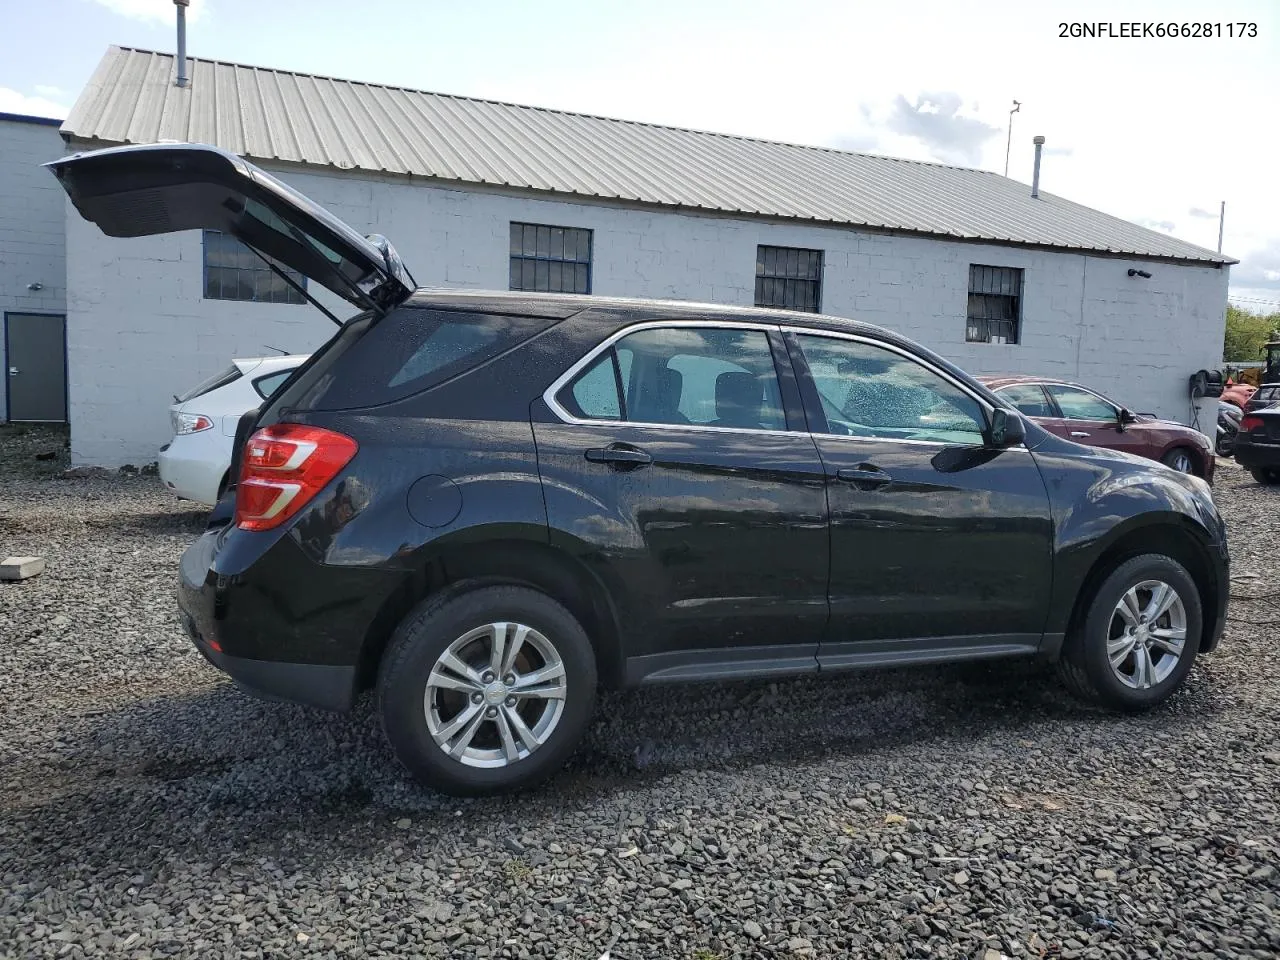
[[1058, 554, 1201, 711], [1250, 468, 1280, 485], [377, 585, 597, 796]]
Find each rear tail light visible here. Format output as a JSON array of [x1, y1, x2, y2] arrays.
[[174, 412, 214, 435], [234, 424, 357, 532], [1241, 415, 1265, 433]]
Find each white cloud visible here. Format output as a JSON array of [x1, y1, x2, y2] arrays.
[[878, 92, 1000, 166], [87, 0, 205, 24], [1234, 239, 1280, 291], [0, 87, 68, 119], [33, 85, 66, 99]]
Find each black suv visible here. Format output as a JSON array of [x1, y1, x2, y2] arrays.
[[51, 144, 1229, 795]]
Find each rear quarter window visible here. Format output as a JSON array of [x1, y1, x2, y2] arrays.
[[252, 368, 299, 399], [268, 308, 558, 412]]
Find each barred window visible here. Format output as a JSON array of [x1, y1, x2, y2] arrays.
[[966, 265, 1023, 344], [509, 223, 592, 294], [203, 230, 306, 304], [755, 245, 822, 312]]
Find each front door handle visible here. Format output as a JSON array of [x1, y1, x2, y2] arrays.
[[1069, 431, 1091, 438], [836, 465, 892, 488], [585, 443, 652, 467], [7, 367, 17, 376]]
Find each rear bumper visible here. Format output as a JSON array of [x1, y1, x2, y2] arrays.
[[1233, 440, 1280, 470], [180, 608, 357, 710], [159, 441, 226, 504], [176, 527, 363, 711]]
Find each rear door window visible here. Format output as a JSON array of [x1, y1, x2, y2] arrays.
[[559, 326, 786, 430], [270, 308, 558, 412], [997, 383, 1055, 417]]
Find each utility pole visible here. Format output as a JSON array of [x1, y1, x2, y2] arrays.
[[1004, 100, 1021, 177], [1218, 200, 1226, 254]]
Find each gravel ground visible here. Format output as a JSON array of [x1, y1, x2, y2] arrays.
[[1, 423, 1277, 960]]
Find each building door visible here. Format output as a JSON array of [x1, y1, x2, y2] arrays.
[[5, 313, 67, 422]]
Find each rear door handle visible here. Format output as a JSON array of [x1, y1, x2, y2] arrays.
[[1069, 431, 1091, 438], [585, 443, 652, 467], [836, 465, 892, 488]]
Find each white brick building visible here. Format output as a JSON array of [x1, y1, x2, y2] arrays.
[[0, 113, 68, 423], [8, 47, 1235, 465]]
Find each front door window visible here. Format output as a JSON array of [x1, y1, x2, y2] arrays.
[[1045, 384, 1116, 421], [794, 334, 987, 445]]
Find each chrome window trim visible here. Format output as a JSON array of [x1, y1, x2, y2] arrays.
[[542, 319, 795, 435], [784, 327, 995, 415], [542, 318, 1028, 452], [787, 327, 1030, 452]]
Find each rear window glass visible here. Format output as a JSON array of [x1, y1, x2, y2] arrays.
[[177, 364, 241, 403], [268, 308, 557, 412]]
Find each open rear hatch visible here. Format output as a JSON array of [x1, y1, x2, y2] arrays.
[[46, 142, 414, 314]]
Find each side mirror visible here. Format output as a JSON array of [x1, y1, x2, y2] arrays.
[[988, 407, 1026, 448], [1118, 407, 1137, 425]]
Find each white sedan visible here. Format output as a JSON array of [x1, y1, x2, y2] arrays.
[[159, 355, 308, 504]]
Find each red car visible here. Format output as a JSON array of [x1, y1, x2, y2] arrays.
[[1221, 382, 1256, 409], [978, 375, 1215, 483]]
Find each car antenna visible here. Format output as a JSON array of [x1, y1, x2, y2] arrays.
[[263, 345, 290, 356]]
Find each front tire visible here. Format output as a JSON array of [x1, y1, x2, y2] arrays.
[[1250, 467, 1280, 485], [1058, 555, 1201, 711], [377, 585, 597, 795], [1161, 447, 1197, 475]]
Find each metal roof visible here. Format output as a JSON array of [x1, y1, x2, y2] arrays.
[[62, 46, 1233, 266], [1, 112, 63, 127]]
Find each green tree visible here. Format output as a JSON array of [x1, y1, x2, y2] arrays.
[[1224, 304, 1280, 362]]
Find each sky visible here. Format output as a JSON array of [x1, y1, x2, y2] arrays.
[[3, 0, 1278, 311]]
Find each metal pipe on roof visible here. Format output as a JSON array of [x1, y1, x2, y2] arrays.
[[174, 0, 189, 88], [1031, 136, 1045, 199]]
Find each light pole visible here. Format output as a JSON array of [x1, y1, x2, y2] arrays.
[[1004, 100, 1021, 177], [1218, 201, 1226, 254]]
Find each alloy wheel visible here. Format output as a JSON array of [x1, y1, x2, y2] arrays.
[[1168, 451, 1193, 473], [1106, 580, 1187, 689], [424, 621, 567, 768]]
